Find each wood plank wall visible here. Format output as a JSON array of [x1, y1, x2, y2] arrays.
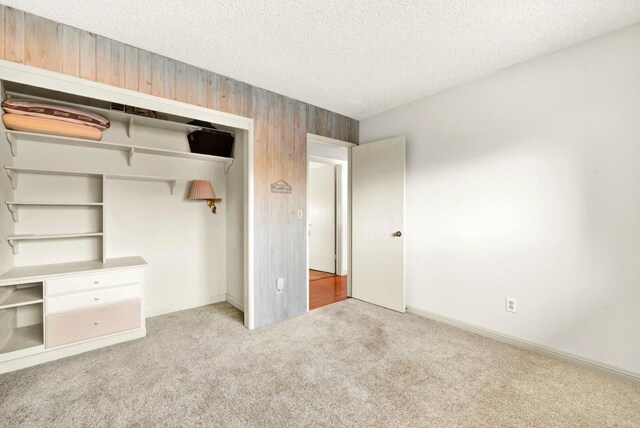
[[0, 5, 358, 327]]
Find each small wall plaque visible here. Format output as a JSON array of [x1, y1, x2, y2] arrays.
[[271, 179, 292, 194]]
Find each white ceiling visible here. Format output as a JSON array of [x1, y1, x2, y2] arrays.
[[6, 1, 640, 119]]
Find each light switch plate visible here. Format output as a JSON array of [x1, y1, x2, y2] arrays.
[[276, 277, 284, 294]]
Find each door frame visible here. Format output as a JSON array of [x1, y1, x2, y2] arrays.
[[0, 60, 256, 329], [308, 158, 339, 274], [306, 133, 355, 311]]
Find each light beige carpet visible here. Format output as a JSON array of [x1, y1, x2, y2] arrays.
[[0, 299, 638, 427]]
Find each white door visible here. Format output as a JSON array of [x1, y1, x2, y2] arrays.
[[309, 163, 336, 273], [351, 136, 405, 312]]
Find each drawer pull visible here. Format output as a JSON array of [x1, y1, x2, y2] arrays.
[[94, 281, 99, 285], [94, 297, 100, 301], [94, 321, 100, 325]]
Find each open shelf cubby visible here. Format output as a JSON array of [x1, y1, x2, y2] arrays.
[[0, 282, 44, 354], [0, 323, 44, 354], [0, 283, 43, 309]]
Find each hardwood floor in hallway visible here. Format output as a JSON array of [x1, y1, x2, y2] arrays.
[[309, 270, 348, 310]]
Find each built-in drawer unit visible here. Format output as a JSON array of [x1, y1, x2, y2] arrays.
[[46, 269, 144, 296], [46, 299, 141, 348], [46, 284, 141, 314]]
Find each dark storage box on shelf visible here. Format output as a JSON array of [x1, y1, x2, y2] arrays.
[[187, 120, 234, 158]]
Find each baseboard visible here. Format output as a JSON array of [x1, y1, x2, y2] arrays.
[[406, 305, 640, 383], [146, 294, 226, 317], [0, 328, 146, 374], [225, 293, 245, 312]]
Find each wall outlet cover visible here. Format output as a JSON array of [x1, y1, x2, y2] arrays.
[[506, 297, 517, 313]]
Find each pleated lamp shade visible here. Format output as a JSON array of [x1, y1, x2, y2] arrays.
[[188, 179, 216, 200]]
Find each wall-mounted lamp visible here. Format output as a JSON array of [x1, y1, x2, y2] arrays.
[[188, 179, 222, 214]]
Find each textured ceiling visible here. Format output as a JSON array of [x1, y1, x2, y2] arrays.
[[5, 1, 640, 119]]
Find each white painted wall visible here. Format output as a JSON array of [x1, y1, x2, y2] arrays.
[[359, 23, 640, 375]]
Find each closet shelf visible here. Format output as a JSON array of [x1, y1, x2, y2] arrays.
[[4, 90, 235, 137], [5, 233, 104, 255], [4, 166, 178, 194], [0, 286, 43, 310], [6, 232, 103, 240], [6, 202, 103, 206], [5, 201, 103, 223], [5, 130, 233, 167]]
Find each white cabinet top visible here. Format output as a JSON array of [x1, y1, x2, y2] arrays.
[[0, 256, 147, 286]]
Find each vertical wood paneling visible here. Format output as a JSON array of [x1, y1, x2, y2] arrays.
[[3, 4, 359, 329], [109, 40, 125, 88], [206, 71, 219, 110], [43, 20, 62, 73], [326, 109, 337, 139], [282, 96, 295, 318], [25, 14, 44, 68], [185, 64, 198, 105], [252, 86, 270, 324], [175, 61, 188, 103], [124, 45, 138, 91], [95, 35, 110, 85], [293, 99, 307, 316], [79, 30, 96, 81], [163, 57, 176, 100], [242, 83, 252, 118], [270, 92, 284, 322], [151, 53, 163, 97], [0, 6, 5, 59], [219, 76, 244, 116], [306, 104, 317, 135], [137, 49, 152, 95], [4, 7, 25, 63], [61, 25, 79, 77], [196, 68, 207, 107]]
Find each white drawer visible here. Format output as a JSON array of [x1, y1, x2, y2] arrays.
[[46, 269, 144, 296], [46, 284, 141, 314]]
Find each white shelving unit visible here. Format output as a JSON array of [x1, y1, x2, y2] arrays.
[[5, 166, 178, 194], [6, 201, 103, 223], [5, 130, 234, 167], [3, 166, 178, 260], [4, 90, 234, 168], [6, 233, 104, 255]]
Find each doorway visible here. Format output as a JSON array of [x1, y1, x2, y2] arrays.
[[309, 162, 337, 273], [307, 134, 351, 310]]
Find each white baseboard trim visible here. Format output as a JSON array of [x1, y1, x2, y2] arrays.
[[225, 293, 245, 312], [406, 305, 640, 383], [146, 294, 226, 318], [0, 328, 146, 374]]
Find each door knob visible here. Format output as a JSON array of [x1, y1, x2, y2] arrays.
[[394, 231, 402, 237]]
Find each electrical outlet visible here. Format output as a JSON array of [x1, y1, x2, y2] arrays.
[[506, 297, 517, 313], [276, 277, 284, 294]]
